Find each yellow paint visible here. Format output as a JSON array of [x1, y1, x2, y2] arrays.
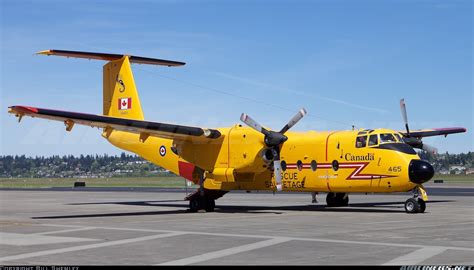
[[13, 51, 431, 197], [103, 56, 144, 120], [418, 185, 429, 201]]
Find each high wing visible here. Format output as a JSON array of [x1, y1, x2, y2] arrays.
[[8, 106, 221, 142], [400, 127, 467, 138]]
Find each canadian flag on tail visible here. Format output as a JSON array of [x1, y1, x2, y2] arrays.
[[118, 98, 132, 110]]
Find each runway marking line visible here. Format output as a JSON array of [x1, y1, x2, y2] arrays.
[[382, 247, 448, 265], [32, 227, 95, 235], [0, 231, 185, 262], [0, 232, 98, 246], [159, 237, 292, 265], [38, 223, 474, 252], [2, 223, 473, 263]]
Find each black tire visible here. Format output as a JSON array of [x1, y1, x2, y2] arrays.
[[340, 193, 349, 206], [326, 193, 337, 207], [418, 198, 426, 213], [189, 198, 200, 212], [405, 198, 420, 214], [327, 193, 348, 207], [205, 198, 215, 212]]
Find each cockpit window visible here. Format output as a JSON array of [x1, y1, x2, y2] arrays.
[[394, 133, 404, 142], [356, 136, 367, 148], [380, 133, 397, 143], [368, 134, 378, 146]]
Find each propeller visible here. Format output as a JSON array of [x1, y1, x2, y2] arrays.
[[240, 108, 307, 191], [399, 98, 438, 155], [422, 144, 438, 155], [400, 99, 410, 137]]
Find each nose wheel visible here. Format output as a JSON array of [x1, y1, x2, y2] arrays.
[[405, 186, 427, 214], [404, 198, 426, 213]]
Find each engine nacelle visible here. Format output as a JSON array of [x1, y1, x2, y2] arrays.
[[261, 148, 278, 164]]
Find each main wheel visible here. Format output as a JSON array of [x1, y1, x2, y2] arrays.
[[189, 198, 200, 212], [205, 198, 215, 212], [418, 198, 426, 213], [326, 193, 348, 207], [405, 198, 420, 214], [341, 194, 349, 206], [326, 193, 337, 207], [335, 193, 349, 206]]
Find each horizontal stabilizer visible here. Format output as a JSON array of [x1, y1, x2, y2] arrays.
[[37, 49, 185, 67]]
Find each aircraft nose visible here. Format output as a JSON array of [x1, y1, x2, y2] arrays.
[[408, 159, 434, 184]]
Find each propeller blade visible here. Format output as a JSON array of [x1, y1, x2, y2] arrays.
[[273, 159, 283, 191], [422, 144, 438, 155], [400, 99, 410, 136], [240, 113, 268, 135], [279, 108, 307, 134]]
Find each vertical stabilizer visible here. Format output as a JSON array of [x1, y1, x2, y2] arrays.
[[103, 56, 144, 120]]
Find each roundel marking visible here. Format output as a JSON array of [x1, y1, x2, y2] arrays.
[[159, 145, 166, 157]]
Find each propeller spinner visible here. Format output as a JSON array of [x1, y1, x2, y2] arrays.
[[240, 108, 307, 191]]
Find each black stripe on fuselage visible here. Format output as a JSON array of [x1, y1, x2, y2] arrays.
[[376, 143, 417, 155]]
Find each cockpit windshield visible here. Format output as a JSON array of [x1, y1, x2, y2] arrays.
[[355, 130, 404, 148], [380, 133, 397, 143], [394, 133, 404, 142], [354, 130, 416, 154]]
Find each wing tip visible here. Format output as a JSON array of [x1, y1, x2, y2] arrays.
[[8, 105, 39, 114], [37, 50, 52, 55]]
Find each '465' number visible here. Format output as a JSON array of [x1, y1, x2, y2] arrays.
[[388, 166, 402, 173]]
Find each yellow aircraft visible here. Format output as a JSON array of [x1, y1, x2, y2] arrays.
[[8, 50, 467, 214]]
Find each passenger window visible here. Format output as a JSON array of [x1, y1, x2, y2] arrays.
[[380, 133, 397, 143], [368, 134, 378, 146], [296, 160, 303, 171], [355, 136, 367, 148], [332, 160, 339, 171], [311, 160, 317, 171]]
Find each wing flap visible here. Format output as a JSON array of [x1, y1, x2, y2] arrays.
[[8, 106, 220, 142]]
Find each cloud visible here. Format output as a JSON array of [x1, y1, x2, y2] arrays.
[[209, 71, 389, 114]]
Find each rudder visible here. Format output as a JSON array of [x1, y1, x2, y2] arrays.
[[103, 56, 144, 120]]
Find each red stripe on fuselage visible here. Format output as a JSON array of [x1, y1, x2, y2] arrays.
[[285, 162, 394, 180]]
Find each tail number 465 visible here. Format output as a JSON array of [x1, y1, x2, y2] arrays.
[[388, 166, 402, 173]]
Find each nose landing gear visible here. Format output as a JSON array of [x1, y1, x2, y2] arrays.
[[405, 185, 428, 214]]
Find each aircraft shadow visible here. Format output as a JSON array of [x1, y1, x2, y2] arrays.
[[32, 200, 454, 219], [68, 199, 183, 206]]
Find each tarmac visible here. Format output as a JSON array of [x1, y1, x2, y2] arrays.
[[0, 183, 473, 265]]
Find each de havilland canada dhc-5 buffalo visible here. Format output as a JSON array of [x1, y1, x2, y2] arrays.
[[8, 50, 467, 213]]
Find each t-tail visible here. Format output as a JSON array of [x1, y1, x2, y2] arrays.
[[36, 49, 185, 120]]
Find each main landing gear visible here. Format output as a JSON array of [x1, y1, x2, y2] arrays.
[[326, 192, 349, 207], [186, 189, 227, 213], [404, 186, 427, 214], [189, 196, 216, 212]]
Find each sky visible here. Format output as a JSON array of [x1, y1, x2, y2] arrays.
[[1, 0, 472, 156]]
